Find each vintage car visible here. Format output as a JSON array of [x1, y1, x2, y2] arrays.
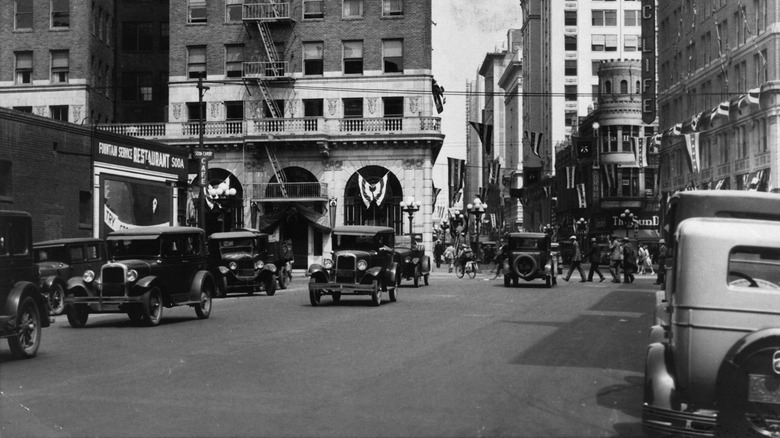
[[33, 237, 108, 315], [207, 230, 293, 297], [307, 225, 399, 306], [393, 235, 430, 287], [643, 217, 780, 437], [502, 232, 556, 288], [0, 211, 50, 358], [65, 226, 215, 327]]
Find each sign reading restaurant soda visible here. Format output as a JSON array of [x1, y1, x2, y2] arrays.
[[94, 141, 188, 179]]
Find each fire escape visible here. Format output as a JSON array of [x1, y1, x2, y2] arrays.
[[242, 1, 296, 198]]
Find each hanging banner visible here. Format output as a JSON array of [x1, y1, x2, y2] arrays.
[[684, 133, 701, 174], [566, 166, 576, 189], [641, 0, 656, 124], [576, 183, 587, 208]]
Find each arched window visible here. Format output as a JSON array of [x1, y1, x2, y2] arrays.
[[620, 80, 628, 94], [605, 81, 612, 94], [636, 80, 641, 94]]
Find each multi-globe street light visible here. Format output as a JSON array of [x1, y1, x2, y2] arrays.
[[399, 196, 421, 236], [466, 198, 488, 258], [619, 209, 636, 238]]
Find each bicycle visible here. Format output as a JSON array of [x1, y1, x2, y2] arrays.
[[455, 259, 479, 279]]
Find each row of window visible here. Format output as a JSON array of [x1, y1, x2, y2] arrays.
[[13, 51, 69, 85], [564, 34, 641, 52], [590, 9, 642, 27], [189, 0, 403, 25], [187, 39, 404, 79], [13, 0, 69, 30]]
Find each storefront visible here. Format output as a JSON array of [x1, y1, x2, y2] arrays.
[[93, 140, 188, 238]]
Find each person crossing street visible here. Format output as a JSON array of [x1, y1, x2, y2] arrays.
[[584, 237, 605, 282], [562, 235, 586, 282]]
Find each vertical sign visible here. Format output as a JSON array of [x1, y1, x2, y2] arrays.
[[641, 0, 656, 124]]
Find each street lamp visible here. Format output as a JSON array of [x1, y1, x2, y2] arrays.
[[619, 209, 636, 238], [466, 198, 488, 258], [399, 196, 421, 236], [440, 217, 450, 244], [575, 217, 589, 246]]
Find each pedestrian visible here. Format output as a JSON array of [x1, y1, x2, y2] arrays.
[[434, 239, 444, 269], [444, 244, 456, 273], [563, 235, 586, 282], [622, 237, 636, 283], [642, 244, 655, 275], [584, 237, 605, 282], [492, 241, 508, 279], [655, 239, 668, 285], [608, 235, 623, 283], [637, 244, 648, 274]]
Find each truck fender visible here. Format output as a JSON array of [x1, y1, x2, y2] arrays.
[[2, 281, 50, 328], [715, 328, 780, 403], [264, 262, 277, 274], [188, 270, 216, 300], [644, 342, 676, 410]]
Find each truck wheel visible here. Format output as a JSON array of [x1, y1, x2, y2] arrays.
[[48, 284, 66, 316], [194, 282, 212, 319], [265, 277, 277, 296], [142, 288, 163, 326], [66, 303, 89, 328], [8, 296, 42, 359], [309, 277, 322, 306], [370, 280, 382, 306]]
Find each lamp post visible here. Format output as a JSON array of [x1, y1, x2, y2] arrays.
[[399, 196, 421, 236], [466, 198, 488, 259], [575, 217, 589, 247], [440, 217, 450, 244], [619, 209, 636, 238], [196, 77, 210, 231]]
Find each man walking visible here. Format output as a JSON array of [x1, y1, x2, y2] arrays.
[[622, 237, 636, 283], [608, 235, 623, 283], [655, 239, 668, 285], [563, 235, 586, 282], [584, 237, 605, 282]]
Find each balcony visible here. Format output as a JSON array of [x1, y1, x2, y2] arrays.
[[251, 182, 328, 201], [243, 62, 291, 80], [242, 2, 291, 21], [95, 116, 442, 142]]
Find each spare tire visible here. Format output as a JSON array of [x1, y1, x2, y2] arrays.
[[513, 255, 538, 278]]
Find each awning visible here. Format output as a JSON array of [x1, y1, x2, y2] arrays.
[[633, 229, 661, 241], [255, 202, 331, 233]]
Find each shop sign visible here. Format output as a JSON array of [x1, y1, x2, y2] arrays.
[[611, 215, 659, 228], [95, 141, 187, 178]]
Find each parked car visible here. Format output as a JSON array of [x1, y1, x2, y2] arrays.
[[307, 225, 399, 306], [65, 226, 215, 327], [502, 232, 556, 288], [207, 230, 293, 297], [33, 237, 108, 315], [0, 211, 50, 358], [643, 217, 780, 437], [393, 235, 430, 287]]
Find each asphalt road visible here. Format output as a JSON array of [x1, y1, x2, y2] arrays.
[[1, 265, 656, 438]]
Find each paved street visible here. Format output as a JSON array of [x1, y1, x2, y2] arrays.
[[1, 265, 655, 438]]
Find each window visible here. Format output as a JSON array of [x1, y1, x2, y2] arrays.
[[79, 191, 91, 227], [226, 0, 242, 22], [565, 85, 577, 101], [592, 10, 616, 26], [51, 51, 69, 83], [383, 97, 403, 130], [592, 61, 601, 76], [225, 45, 244, 78], [592, 34, 605, 51], [121, 72, 153, 101], [343, 98, 362, 117], [565, 36, 577, 51], [225, 101, 244, 120], [624, 10, 640, 26], [15, 52, 32, 85], [15, 0, 33, 30], [605, 80, 612, 94], [187, 46, 207, 79], [383, 39, 403, 73], [160, 22, 169, 49], [565, 10, 577, 26], [188, 0, 207, 24], [565, 60, 577, 76], [13, 106, 32, 113], [620, 80, 628, 94], [343, 41, 363, 74], [605, 34, 618, 51], [565, 111, 577, 127], [187, 102, 206, 121], [303, 42, 323, 75], [0, 160, 11, 199], [122, 22, 154, 52], [624, 34, 639, 51], [343, 0, 363, 18], [50, 105, 69, 122], [382, 0, 403, 17], [51, 0, 69, 28], [263, 100, 284, 118], [303, 99, 323, 131], [303, 0, 323, 19]]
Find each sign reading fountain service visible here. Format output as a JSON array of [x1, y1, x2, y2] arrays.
[[95, 141, 187, 179]]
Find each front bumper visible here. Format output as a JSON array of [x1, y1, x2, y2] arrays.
[[308, 282, 377, 295], [642, 404, 716, 437]]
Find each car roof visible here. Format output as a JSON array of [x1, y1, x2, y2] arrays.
[[107, 226, 205, 239], [34, 237, 104, 247], [332, 225, 395, 236], [508, 232, 547, 239], [209, 231, 262, 240]]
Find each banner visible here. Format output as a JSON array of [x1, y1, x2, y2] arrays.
[[566, 166, 576, 189], [632, 137, 647, 167], [534, 132, 544, 157], [576, 183, 587, 208], [448, 157, 465, 206], [684, 133, 701, 173], [357, 171, 389, 207]]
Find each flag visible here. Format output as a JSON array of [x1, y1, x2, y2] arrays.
[[432, 79, 445, 114], [576, 183, 587, 208], [603, 165, 612, 192], [711, 101, 730, 122], [743, 173, 752, 191], [747, 87, 761, 106], [357, 172, 374, 208], [714, 178, 725, 190], [357, 172, 389, 207], [684, 133, 701, 174], [749, 170, 763, 191], [448, 157, 465, 205], [690, 111, 703, 132], [632, 137, 647, 168], [672, 123, 682, 136], [535, 132, 544, 157], [566, 166, 576, 189], [530, 132, 539, 157]]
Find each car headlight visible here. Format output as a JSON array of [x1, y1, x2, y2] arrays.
[[404, 256, 412, 263], [323, 258, 333, 269], [83, 270, 95, 283], [229, 261, 238, 270], [255, 260, 265, 270], [126, 269, 138, 282], [412, 257, 420, 264], [357, 259, 368, 271]]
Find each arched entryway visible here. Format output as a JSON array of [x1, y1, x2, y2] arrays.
[[344, 166, 404, 234]]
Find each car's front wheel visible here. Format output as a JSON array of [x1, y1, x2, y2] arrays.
[[66, 302, 89, 328], [413, 266, 421, 288], [309, 277, 322, 306], [194, 282, 212, 319], [370, 280, 382, 306], [265, 277, 277, 296], [388, 284, 398, 302], [8, 296, 42, 359], [142, 288, 163, 326], [48, 284, 66, 316], [278, 266, 291, 289]]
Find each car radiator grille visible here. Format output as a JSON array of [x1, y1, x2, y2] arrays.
[[336, 255, 356, 283], [101, 265, 127, 296]]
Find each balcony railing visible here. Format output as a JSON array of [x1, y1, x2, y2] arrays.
[[96, 116, 442, 140], [251, 182, 328, 200], [243, 61, 290, 79], [242, 2, 291, 20]]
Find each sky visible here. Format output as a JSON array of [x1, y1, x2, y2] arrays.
[[430, 1, 524, 192]]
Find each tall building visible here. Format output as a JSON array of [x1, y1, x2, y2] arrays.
[[656, 0, 778, 195], [519, 0, 645, 232]]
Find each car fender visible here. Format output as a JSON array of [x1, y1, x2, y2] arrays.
[[40, 275, 67, 295], [421, 256, 431, 274], [644, 342, 676, 410], [364, 266, 383, 282], [715, 328, 780, 403], [133, 276, 166, 299], [387, 262, 399, 285], [66, 277, 92, 298], [188, 270, 216, 300], [218, 265, 230, 276], [2, 281, 50, 328]]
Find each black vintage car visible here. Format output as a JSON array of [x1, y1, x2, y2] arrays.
[[503, 232, 557, 288], [307, 225, 399, 306], [33, 237, 109, 315], [0, 211, 50, 358], [207, 230, 293, 297], [393, 235, 430, 287], [65, 226, 216, 327]]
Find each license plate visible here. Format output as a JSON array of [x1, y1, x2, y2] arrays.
[[749, 374, 780, 404]]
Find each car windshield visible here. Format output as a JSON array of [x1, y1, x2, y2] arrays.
[[333, 233, 393, 252], [218, 238, 255, 255], [728, 246, 780, 290], [509, 238, 546, 251], [34, 246, 68, 262], [109, 237, 162, 259], [395, 236, 414, 248]]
